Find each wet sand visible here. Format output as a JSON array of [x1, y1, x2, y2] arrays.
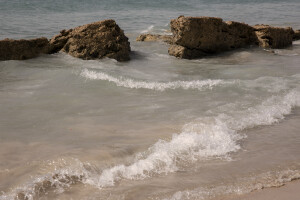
[[227, 179, 300, 200]]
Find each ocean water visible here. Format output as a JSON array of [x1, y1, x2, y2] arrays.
[[1, 0, 300, 199]]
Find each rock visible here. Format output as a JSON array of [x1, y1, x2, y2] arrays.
[[136, 34, 173, 44], [49, 29, 73, 54], [168, 16, 295, 59], [169, 16, 256, 59], [168, 45, 207, 59], [253, 25, 293, 48], [0, 37, 50, 61], [293, 29, 300, 41], [50, 19, 130, 61], [224, 21, 257, 49]]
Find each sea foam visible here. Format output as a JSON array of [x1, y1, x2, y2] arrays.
[[2, 87, 300, 200], [141, 25, 154, 33], [80, 69, 231, 91], [86, 88, 300, 189]]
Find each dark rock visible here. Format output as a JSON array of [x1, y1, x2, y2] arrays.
[[293, 29, 300, 41], [0, 37, 50, 61], [136, 34, 173, 44], [168, 45, 207, 59], [49, 19, 130, 61], [253, 25, 293, 48]]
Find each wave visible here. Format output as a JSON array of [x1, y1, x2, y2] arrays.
[[2, 88, 300, 200], [0, 158, 90, 200], [141, 25, 155, 33], [80, 69, 231, 91], [81, 69, 300, 94], [140, 24, 171, 34], [87, 88, 300, 188]]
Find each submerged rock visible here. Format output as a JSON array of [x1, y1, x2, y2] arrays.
[[0, 37, 50, 61], [168, 45, 207, 59], [253, 25, 294, 48], [50, 19, 131, 61], [136, 34, 173, 44], [168, 16, 295, 59]]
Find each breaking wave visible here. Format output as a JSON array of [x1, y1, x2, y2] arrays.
[[80, 69, 232, 91], [87, 88, 300, 188], [141, 25, 154, 33], [2, 87, 299, 200]]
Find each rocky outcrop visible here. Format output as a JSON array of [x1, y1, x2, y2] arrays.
[[293, 30, 300, 41], [253, 25, 294, 48], [0, 19, 130, 62], [0, 37, 50, 61], [136, 34, 173, 44], [49, 19, 131, 61], [169, 16, 257, 59], [168, 16, 296, 59]]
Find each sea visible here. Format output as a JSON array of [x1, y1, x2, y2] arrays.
[[0, 0, 300, 199]]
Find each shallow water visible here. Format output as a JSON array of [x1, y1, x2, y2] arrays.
[[1, 0, 300, 200]]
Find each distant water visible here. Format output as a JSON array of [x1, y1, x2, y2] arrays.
[[1, 0, 300, 200]]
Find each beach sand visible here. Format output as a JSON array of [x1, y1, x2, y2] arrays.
[[225, 179, 300, 200]]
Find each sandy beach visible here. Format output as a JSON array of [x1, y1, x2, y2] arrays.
[[226, 179, 300, 200]]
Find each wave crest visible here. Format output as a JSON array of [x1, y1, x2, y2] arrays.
[[2, 86, 300, 200], [80, 69, 231, 91]]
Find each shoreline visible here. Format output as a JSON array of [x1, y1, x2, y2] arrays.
[[224, 179, 300, 200]]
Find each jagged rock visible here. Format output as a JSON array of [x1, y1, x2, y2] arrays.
[[169, 16, 295, 59], [0, 37, 50, 61], [293, 29, 300, 41], [50, 19, 130, 61], [49, 29, 73, 54], [253, 25, 293, 48], [136, 34, 173, 44], [169, 16, 256, 59]]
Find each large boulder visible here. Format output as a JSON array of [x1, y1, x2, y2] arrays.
[[169, 16, 256, 59], [253, 25, 294, 48], [168, 16, 295, 59], [136, 34, 173, 44], [0, 37, 50, 61], [50, 19, 131, 61]]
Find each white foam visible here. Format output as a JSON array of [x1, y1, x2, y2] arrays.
[[84, 88, 300, 189], [141, 25, 154, 33], [2, 85, 300, 199], [80, 69, 231, 91], [219, 88, 300, 131], [0, 158, 92, 200], [85, 118, 241, 188]]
